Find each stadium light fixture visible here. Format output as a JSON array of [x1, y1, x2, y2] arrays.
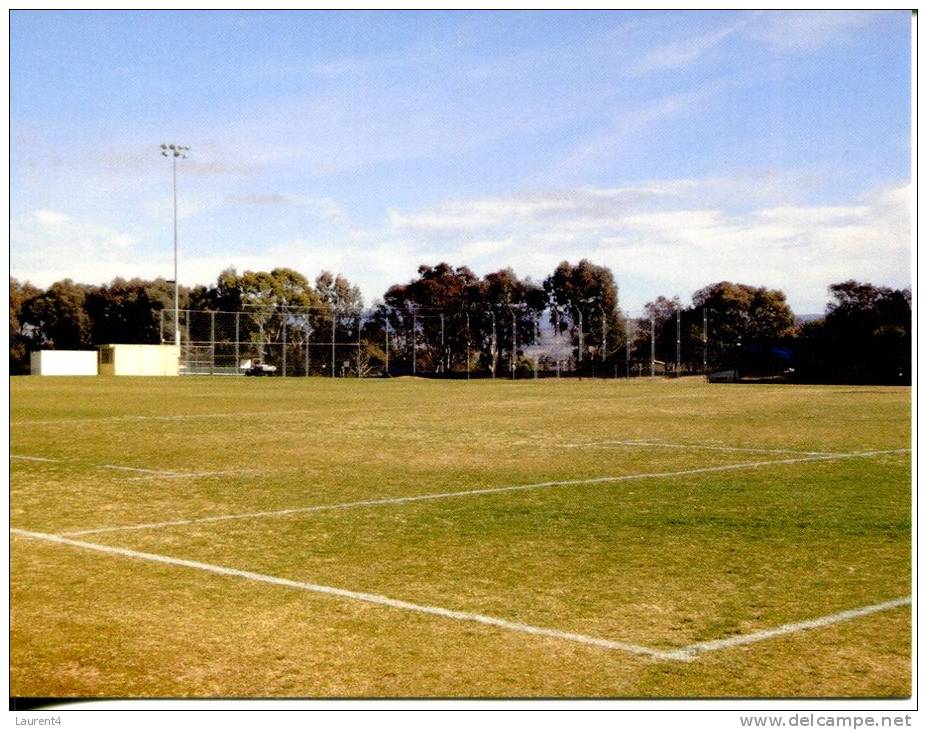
[[160, 143, 190, 347]]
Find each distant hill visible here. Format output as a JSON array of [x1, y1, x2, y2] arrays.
[[795, 313, 824, 324]]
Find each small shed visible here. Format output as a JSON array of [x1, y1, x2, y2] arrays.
[[97, 344, 180, 376], [30, 350, 98, 376]]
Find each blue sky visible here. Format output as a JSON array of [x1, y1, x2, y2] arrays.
[[10, 10, 911, 313]]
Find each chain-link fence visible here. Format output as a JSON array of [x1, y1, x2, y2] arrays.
[[160, 305, 718, 378]]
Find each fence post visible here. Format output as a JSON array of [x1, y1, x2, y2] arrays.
[[676, 307, 681, 377], [650, 317, 655, 377], [625, 317, 630, 378], [578, 309, 584, 364], [235, 311, 240, 375], [601, 306, 606, 363], [490, 309, 496, 379], [703, 307, 709, 379], [465, 312, 470, 380], [511, 310, 516, 380], [210, 310, 215, 376]]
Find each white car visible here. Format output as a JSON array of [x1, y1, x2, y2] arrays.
[[244, 361, 278, 376]]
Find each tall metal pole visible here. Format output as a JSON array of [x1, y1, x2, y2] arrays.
[[172, 153, 179, 348], [159, 309, 164, 343], [161, 144, 188, 348], [650, 317, 656, 377], [412, 311, 417, 375], [282, 313, 287, 377], [554, 305, 561, 378], [357, 313, 361, 377], [305, 324, 310, 376], [385, 319, 390, 375], [235, 311, 240, 374]]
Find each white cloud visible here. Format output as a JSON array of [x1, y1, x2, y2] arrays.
[[624, 11, 877, 80], [222, 193, 348, 225], [12, 130, 912, 320], [631, 23, 742, 74], [17, 209, 136, 253], [459, 238, 516, 260], [13, 175, 908, 316], [380, 179, 910, 313], [11, 210, 143, 285], [169, 233, 425, 309], [743, 11, 873, 53], [554, 87, 714, 176], [32, 209, 70, 225], [389, 187, 662, 234]]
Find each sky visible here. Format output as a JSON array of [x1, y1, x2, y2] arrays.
[[9, 10, 912, 314]]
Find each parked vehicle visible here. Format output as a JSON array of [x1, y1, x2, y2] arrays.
[[244, 361, 277, 376]]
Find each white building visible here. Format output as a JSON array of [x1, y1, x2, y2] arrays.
[[30, 350, 98, 376], [97, 344, 180, 376]]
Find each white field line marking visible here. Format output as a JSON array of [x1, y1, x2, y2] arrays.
[[664, 597, 913, 660], [10, 385, 897, 428], [11, 453, 258, 481], [561, 440, 834, 456], [99, 464, 186, 476], [10, 409, 325, 426], [3, 389, 748, 428], [10, 402, 461, 427], [124, 469, 261, 481], [10, 392, 711, 427], [101, 465, 255, 479], [9, 528, 671, 661], [11, 528, 911, 662], [59, 448, 911, 537]]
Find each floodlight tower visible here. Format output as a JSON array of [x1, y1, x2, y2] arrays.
[[160, 143, 190, 347]]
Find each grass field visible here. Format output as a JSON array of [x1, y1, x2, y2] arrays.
[[9, 376, 912, 698]]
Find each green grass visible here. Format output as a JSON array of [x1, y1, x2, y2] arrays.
[[10, 376, 912, 698]]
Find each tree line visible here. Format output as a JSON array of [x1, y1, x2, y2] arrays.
[[9, 260, 910, 383]]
